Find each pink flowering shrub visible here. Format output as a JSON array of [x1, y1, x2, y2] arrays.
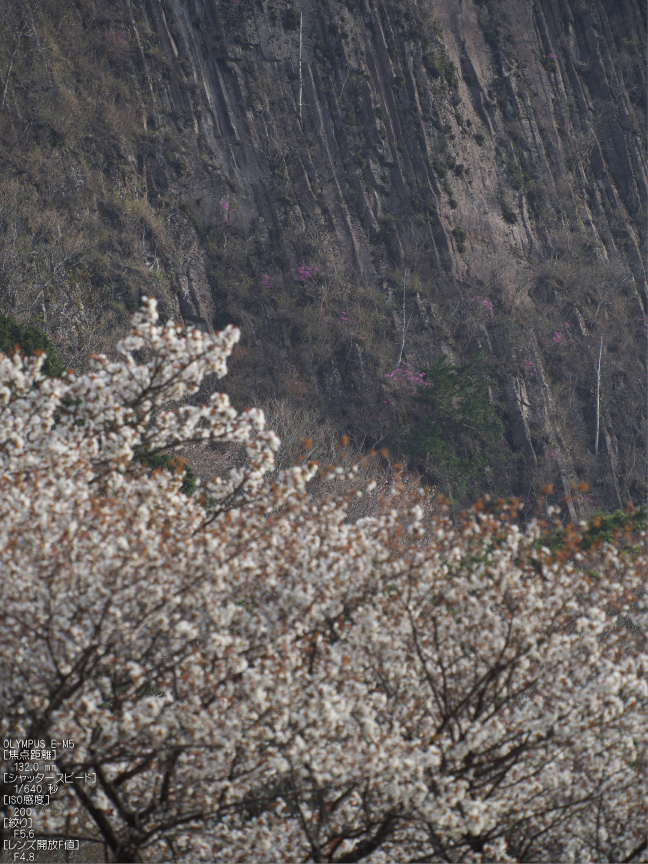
[[384, 361, 429, 394], [473, 295, 494, 313], [467, 296, 494, 317], [221, 201, 236, 222], [296, 262, 320, 282], [578, 493, 602, 519], [0, 300, 647, 863]]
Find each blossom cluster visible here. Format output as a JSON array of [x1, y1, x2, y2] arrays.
[[221, 200, 237, 221], [473, 295, 494, 313], [1, 300, 646, 863], [296, 262, 320, 281], [384, 362, 429, 394]]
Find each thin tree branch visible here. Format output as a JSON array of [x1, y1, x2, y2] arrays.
[[298, 12, 303, 122], [397, 269, 408, 367], [595, 336, 602, 455]]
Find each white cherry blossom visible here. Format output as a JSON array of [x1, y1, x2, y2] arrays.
[[0, 300, 646, 863]]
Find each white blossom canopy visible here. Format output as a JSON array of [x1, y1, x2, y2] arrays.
[[1, 300, 646, 863]]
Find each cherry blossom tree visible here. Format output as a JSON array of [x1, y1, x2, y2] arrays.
[[1, 299, 647, 863]]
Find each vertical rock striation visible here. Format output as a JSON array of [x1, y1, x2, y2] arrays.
[[0, 0, 644, 516]]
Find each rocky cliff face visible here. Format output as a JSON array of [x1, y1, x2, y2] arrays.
[[0, 0, 646, 520]]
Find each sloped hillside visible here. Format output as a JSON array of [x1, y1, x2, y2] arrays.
[[0, 0, 646, 522]]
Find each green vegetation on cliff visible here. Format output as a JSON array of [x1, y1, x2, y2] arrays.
[[0, 313, 64, 377]]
